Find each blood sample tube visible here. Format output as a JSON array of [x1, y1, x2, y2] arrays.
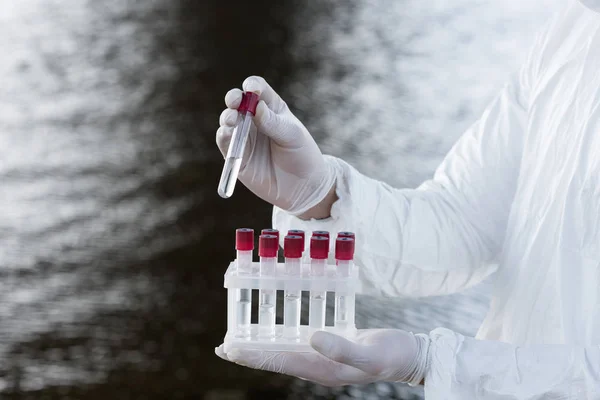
[[217, 92, 260, 198], [308, 236, 328, 331], [312, 231, 330, 262], [311, 231, 330, 251], [287, 230, 305, 249], [235, 228, 254, 338], [283, 235, 303, 339], [261, 229, 280, 241], [258, 234, 278, 339], [261, 229, 280, 261], [287, 229, 306, 265], [312, 231, 330, 239], [337, 231, 355, 240], [334, 237, 355, 330]]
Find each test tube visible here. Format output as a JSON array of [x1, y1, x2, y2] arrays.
[[287, 230, 305, 247], [283, 235, 303, 339], [217, 92, 260, 198], [312, 231, 330, 239], [261, 229, 279, 260], [337, 231, 355, 240], [308, 236, 328, 331], [334, 237, 355, 331], [261, 229, 280, 241], [312, 231, 329, 258], [287, 230, 306, 266], [258, 234, 278, 339], [235, 228, 254, 338], [313, 231, 330, 256]]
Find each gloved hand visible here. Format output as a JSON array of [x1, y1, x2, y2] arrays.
[[215, 329, 430, 387], [216, 76, 336, 216]]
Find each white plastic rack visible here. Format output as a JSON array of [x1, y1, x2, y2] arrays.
[[223, 260, 359, 353]]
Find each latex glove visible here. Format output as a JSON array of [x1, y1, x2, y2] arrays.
[[215, 329, 430, 387], [216, 76, 336, 215]]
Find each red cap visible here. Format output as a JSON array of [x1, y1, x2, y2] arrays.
[[238, 92, 260, 115], [287, 230, 305, 248], [337, 231, 355, 240], [236, 228, 254, 251], [312, 231, 330, 238], [259, 234, 278, 258], [284, 235, 303, 258], [310, 236, 329, 260], [335, 237, 355, 261], [261, 229, 279, 241], [312, 231, 329, 251]]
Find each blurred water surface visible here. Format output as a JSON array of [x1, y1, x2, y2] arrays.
[[0, 0, 559, 398]]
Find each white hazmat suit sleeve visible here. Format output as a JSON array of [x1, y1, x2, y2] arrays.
[[425, 327, 600, 399], [274, 69, 529, 297], [274, 28, 545, 298]]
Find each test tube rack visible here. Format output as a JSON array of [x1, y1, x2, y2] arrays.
[[223, 260, 359, 353]]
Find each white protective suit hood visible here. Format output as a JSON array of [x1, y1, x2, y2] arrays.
[[579, 0, 600, 12]]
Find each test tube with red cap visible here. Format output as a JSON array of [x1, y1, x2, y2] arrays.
[[258, 234, 278, 339], [287, 230, 304, 247], [337, 231, 355, 240], [283, 235, 303, 339], [312, 231, 330, 254], [235, 228, 254, 338], [218, 92, 260, 198], [312, 231, 330, 239], [312, 231, 330, 256], [261, 229, 280, 241], [308, 236, 329, 331], [334, 237, 355, 330], [261, 229, 280, 255], [287, 230, 306, 264]]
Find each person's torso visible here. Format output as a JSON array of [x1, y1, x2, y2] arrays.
[[478, 2, 600, 345]]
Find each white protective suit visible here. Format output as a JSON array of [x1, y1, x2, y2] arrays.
[[273, 1, 600, 397]]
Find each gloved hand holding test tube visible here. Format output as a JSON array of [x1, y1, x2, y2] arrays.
[[216, 76, 337, 215]]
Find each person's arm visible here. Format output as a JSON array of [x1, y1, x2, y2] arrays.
[[273, 25, 550, 297], [425, 328, 600, 399], [274, 67, 529, 297]]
